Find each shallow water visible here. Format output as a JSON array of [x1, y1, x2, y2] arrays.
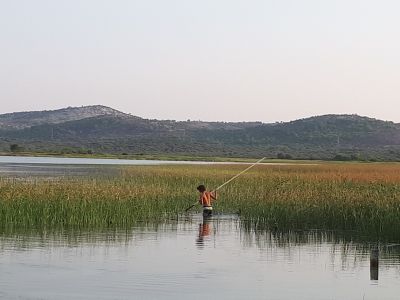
[[0, 215, 399, 300]]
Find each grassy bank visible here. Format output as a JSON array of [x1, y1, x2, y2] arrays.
[[1, 163, 400, 239]]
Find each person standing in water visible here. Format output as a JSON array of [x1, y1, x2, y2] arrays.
[[197, 185, 217, 217]]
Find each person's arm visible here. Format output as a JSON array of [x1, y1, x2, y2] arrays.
[[210, 190, 217, 200]]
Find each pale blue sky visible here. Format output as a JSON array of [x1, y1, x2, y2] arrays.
[[1, 0, 399, 122]]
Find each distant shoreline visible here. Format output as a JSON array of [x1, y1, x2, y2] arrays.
[[0, 151, 322, 164], [0, 151, 396, 165]]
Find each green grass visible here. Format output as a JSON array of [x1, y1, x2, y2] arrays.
[[1, 163, 400, 239]]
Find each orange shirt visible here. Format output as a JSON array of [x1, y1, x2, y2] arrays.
[[200, 191, 212, 207]]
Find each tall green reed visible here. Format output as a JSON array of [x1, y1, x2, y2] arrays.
[[0, 164, 399, 239]]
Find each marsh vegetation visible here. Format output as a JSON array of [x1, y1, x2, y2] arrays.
[[1, 163, 399, 239]]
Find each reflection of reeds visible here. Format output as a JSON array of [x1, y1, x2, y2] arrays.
[[0, 164, 400, 238]]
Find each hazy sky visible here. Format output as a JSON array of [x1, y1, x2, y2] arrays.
[[1, 0, 399, 122]]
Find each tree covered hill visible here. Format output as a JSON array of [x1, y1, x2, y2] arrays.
[[1, 106, 400, 161], [0, 105, 127, 130]]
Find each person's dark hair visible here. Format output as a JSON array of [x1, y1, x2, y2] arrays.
[[197, 185, 206, 192]]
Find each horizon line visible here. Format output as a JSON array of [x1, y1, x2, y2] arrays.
[[0, 105, 397, 125]]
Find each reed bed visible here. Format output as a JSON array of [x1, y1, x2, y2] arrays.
[[0, 163, 399, 238]]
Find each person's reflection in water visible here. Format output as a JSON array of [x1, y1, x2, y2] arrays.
[[196, 216, 212, 249], [370, 248, 379, 281]]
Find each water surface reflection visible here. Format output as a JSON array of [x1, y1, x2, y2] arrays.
[[0, 215, 399, 299]]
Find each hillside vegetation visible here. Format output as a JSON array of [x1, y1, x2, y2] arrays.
[[1, 106, 400, 161]]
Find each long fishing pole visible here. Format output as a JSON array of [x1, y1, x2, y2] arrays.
[[185, 157, 266, 212], [213, 157, 266, 191]]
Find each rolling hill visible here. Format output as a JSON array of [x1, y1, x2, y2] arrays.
[[1, 106, 400, 161]]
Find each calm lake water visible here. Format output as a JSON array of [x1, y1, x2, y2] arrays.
[[0, 155, 213, 178], [1, 215, 399, 300], [0, 155, 315, 177], [0, 155, 216, 166]]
